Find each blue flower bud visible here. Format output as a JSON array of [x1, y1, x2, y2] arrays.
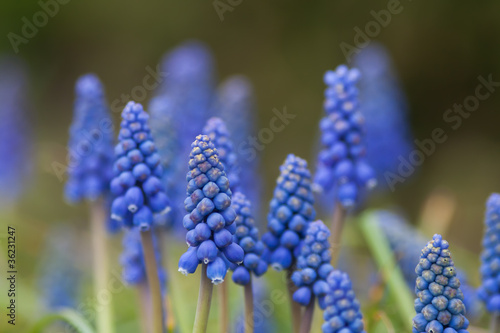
[[223, 243, 244, 264], [125, 186, 144, 213], [133, 206, 153, 231], [207, 256, 227, 285], [179, 247, 199, 275], [197, 240, 218, 264], [232, 266, 251, 285], [293, 287, 312, 306]]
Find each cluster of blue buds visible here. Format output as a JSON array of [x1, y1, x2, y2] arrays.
[[478, 193, 500, 313], [314, 65, 376, 207], [413, 234, 469, 333], [353, 44, 413, 188], [65, 74, 114, 203], [321, 270, 365, 333], [120, 228, 167, 288], [231, 191, 267, 285], [202, 117, 239, 190], [109, 101, 170, 230], [178, 135, 244, 284], [291, 221, 333, 307], [262, 154, 316, 271]]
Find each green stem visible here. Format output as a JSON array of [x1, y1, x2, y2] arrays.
[[286, 269, 302, 333], [138, 282, 151, 333], [491, 313, 500, 333], [90, 200, 114, 333], [299, 296, 315, 333], [219, 282, 229, 333], [359, 211, 414, 325], [193, 264, 214, 333], [140, 229, 165, 333], [31, 308, 95, 333], [244, 278, 254, 333], [330, 201, 347, 266]]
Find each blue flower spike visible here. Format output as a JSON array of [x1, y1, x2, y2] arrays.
[[65, 74, 114, 203], [292, 221, 334, 307], [202, 117, 239, 191], [178, 134, 244, 285], [321, 270, 366, 333], [110, 101, 171, 230], [231, 191, 268, 285], [479, 193, 500, 314], [314, 65, 376, 207], [262, 154, 316, 271], [413, 234, 469, 333]]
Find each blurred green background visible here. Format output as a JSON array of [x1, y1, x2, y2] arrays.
[[1, 0, 500, 332]]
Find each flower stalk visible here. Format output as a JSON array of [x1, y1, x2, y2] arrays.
[[299, 296, 315, 333], [90, 199, 114, 333], [287, 269, 302, 333], [330, 202, 347, 265], [140, 229, 165, 333], [193, 264, 214, 333], [491, 314, 500, 333], [219, 283, 228, 333], [244, 278, 254, 333]]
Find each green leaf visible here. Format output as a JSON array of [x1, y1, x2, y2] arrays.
[[30, 308, 95, 333]]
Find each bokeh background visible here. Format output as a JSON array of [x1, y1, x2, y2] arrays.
[[1, 1, 500, 332]]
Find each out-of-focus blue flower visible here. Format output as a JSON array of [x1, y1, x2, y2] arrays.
[[0, 56, 31, 206], [120, 228, 167, 290], [291, 221, 333, 307], [39, 226, 82, 310], [231, 191, 267, 285], [314, 65, 376, 207], [149, 41, 215, 229], [262, 154, 316, 271], [212, 76, 262, 224], [234, 278, 275, 333], [478, 193, 500, 313], [353, 44, 413, 188], [178, 135, 244, 284], [376, 210, 483, 322], [321, 270, 365, 333], [202, 117, 239, 190], [412, 234, 469, 333], [65, 74, 114, 203], [110, 101, 170, 230]]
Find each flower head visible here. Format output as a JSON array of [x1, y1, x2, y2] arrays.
[[314, 65, 376, 207], [65, 74, 114, 203], [178, 135, 244, 284], [110, 101, 170, 230], [231, 191, 267, 285], [0, 56, 31, 206], [262, 154, 316, 271], [413, 234, 469, 333], [478, 193, 500, 313], [291, 221, 334, 306], [149, 41, 215, 229], [120, 228, 167, 289], [202, 117, 239, 190], [321, 270, 365, 333]]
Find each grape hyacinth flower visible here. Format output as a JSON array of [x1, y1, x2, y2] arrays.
[[110, 101, 170, 230], [178, 134, 244, 282], [478, 194, 500, 316], [314, 65, 376, 207], [412, 234, 469, 333], [322, 270, 365, 333], [65, 74, 114, 203], [292, 221, 334, 307], [213, 76, 262, 220], [263, 154, 316, 271], [149, 41, 215, 230], [353, 43, 413, 189], [202, 117, 239, 190], [111, 101, 169, 333], [178, 135, 244, 333], [231, 191, 267, 285], [0, 56, 31, 207]]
